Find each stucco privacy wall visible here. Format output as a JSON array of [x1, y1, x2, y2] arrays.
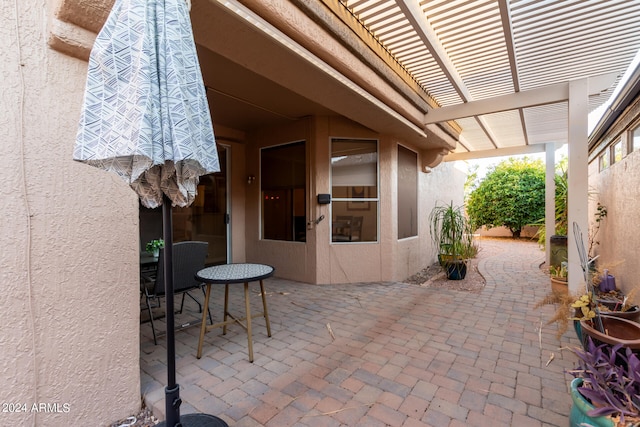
[[588, 96, 640, 298], [2, 1, 140, 425], [589, 151, 640, 297]]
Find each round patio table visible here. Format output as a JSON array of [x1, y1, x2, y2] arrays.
[[196, 263, 274, 362]]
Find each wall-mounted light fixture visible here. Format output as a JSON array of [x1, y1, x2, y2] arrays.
[[247, 175, 256, 185]]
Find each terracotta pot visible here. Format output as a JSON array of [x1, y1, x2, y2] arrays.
[[580, 314, 640, 351], [550, 277, 568, 295], [569, 378, 615, 427], [598, 303, 640, 322]]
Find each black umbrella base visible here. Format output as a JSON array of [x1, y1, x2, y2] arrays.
[[157, 413, 228, 427]]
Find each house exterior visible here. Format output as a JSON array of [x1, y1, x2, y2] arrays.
[[587, 62, 640, 297], [4, 0, 464, 424]]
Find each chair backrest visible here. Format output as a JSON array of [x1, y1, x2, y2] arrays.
[[351, 216, 363, 241], [155, 241, 208, 295]]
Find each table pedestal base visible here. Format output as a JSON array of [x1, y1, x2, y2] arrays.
[[157, 413, 228, 427]]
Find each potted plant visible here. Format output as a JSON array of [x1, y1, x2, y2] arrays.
[[535, 288, 639, 342], [595, 287, 640, 322], [568, 338, 640, 427], [549, 261, 568, 294], [572, 291, 640, 352], [145, 238, 164, 257], [429, 202, 474, 280]]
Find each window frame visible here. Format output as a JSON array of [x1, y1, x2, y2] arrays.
[[397, 144, 418, 240], [329, 137, 379, 244], [630, 121, 640, 153], [599, 149, 609, 172], [259, 140, 307, 242], [611, 139, 622, 164]]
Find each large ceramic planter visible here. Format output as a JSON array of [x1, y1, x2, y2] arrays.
[[445, 261, 467, 280], [597, 301, 640, 322], [569, 378, 615, 427], [580, 314, 640, 351]]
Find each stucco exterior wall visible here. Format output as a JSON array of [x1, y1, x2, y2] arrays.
[[386, 158, 466, 283], [588, 95, 640, 300], [475, 225, 539, 239], [243, 115, 464, 285], [590, 149, 640, 298], [1, 1, 140, 425], [245, 119, 313, 282]]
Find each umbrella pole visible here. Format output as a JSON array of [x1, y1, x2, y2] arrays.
[[159, 195, 228, 427], [162, 194, 181, 426]]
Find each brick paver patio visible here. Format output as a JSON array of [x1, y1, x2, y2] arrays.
[[140, 238, 580, 426]]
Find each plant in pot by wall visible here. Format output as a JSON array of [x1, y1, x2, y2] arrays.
[[572, 290, 640, 352], [568, 338, 640, 427], [145, 238, 164, 257], [429, 202, 475, 280], [535, 286, 640, 342], [549, 261, 568, 295]]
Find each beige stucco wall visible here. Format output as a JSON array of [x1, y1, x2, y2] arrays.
[[243, 115, 464, 285], [475, 225, 540, 239], [589, 124, 640, 301], [2, 1, 140, 425], [388, 159, 466, 282]]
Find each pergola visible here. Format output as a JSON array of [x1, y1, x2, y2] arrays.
[[339, 0, 640, 291]]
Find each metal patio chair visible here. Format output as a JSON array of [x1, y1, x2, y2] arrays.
[[142, 241, 213, 344]]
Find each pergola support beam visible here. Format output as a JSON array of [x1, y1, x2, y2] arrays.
[[424, 72, 617, 125], [444, 144, 546, 161], [545, 143, 556, 267], [567, 78, 590, 294]]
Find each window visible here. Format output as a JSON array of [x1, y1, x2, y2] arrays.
[[331, 138, 378, 243], [631, 124, 640, 153], [397, 146, 418, 239], [599, 150, 609, 171], [612, 140, 622, 164], [261, 141, 306, 242]]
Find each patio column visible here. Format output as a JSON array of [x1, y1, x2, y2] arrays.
[[545, 143, 555, 266], [567, 78, 589, 294]]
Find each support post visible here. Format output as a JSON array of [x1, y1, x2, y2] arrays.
[[567, 78, 589, 294], [545, 143, 556, 267]]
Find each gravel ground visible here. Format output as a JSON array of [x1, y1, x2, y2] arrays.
[[109, 407, 158, 427], [403, 237, 507, 292]]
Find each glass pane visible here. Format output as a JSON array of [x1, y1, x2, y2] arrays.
[[139, 145, 228, 266], [173, 146, 228, 265], [633, 126, 640, 152], [397, 146, 418, 239], [261, 141, 306, 242], [330, 138, 378, 243], [613, 141, 622, 163], [331, 139, 377, 199], [331, 201, 377, 242], [599, 152, 609, 171]]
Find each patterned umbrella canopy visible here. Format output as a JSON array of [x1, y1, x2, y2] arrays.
[[74, 1, 225, 425], [74, 0, 219, 208]]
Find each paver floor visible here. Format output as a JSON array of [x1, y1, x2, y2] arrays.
[[140, 238, 581, 426]]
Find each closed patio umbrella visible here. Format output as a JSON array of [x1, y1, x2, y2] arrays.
[[74, 0, 226, 425]]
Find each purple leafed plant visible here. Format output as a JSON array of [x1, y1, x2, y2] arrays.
[[569, 337, 640, 423]]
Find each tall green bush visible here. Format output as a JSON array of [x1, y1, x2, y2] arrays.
[[467, 157, 546, 238]]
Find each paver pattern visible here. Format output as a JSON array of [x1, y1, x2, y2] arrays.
[[140, 238, 581, 426]]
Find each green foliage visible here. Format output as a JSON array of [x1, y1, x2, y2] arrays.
[[464, 162, 479, 199], [554, 164, 568, 235], [429, 202, 476, 261], [145, 238, 164, 254], [467, 157, 546, 237]]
